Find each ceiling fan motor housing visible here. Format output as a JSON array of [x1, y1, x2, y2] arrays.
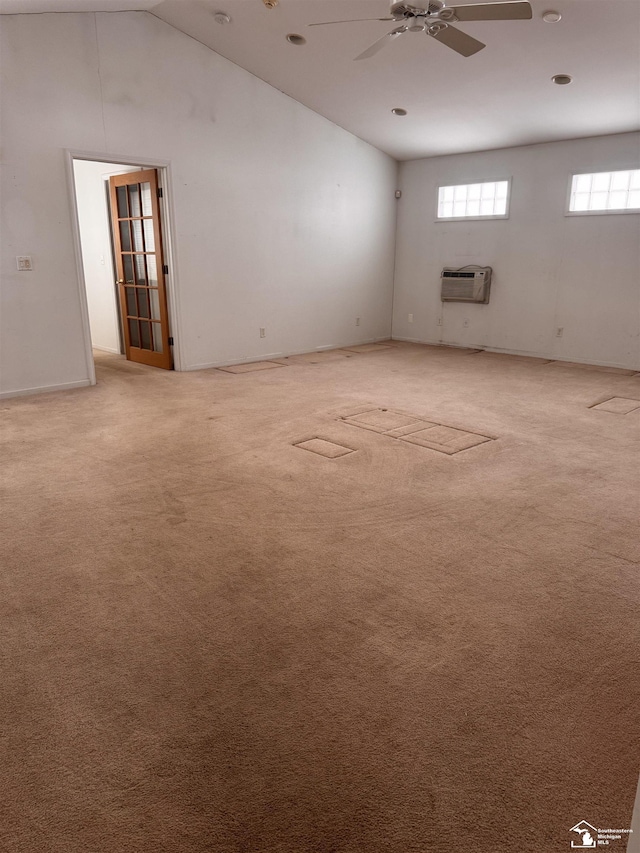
[[390, 1, 444, 19]]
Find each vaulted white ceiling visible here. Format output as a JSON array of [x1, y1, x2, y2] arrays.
[[2, 0, 639, 160]]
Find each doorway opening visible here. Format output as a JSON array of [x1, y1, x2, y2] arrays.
[[71, 157, 175, 377]]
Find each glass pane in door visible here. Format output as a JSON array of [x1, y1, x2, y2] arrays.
[[152, 322, 163, 353], [143, 220, 155, 252], [149, 288, 160, 320], [123, 255, 134, 284], [140, 182, 152, 216], [138, 288, 150, 319], [132, 220, 144, 252], [116, 185, 128, 218], [128, 184, 141, 217], [134, 254, 146, 284], [119, 221, 131, 252], [125, 287, 137, 316], [140, 321, 152, 350], [128, 319, 140, 347], [147, 255, 157, 286]]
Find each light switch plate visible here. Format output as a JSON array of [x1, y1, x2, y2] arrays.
[[17, 256, 33, 271]]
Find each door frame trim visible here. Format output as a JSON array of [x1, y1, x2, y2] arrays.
[[65, 149, 183, 383]]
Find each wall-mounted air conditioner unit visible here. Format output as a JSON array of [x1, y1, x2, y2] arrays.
[[441, 267, 492, 304]]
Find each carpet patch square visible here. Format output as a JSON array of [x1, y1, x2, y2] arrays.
[[590, 397, 640, 414], [343, 409, 425, 434], [294, 438, 355, 458], [385, 421, 438, 437], [399, 425, 492, 455], [218, 361, 286, 374], [339, 407, 494, 455]]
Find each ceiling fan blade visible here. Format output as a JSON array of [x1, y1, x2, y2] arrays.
[[308, 17, 393, 27], [354, 26, 408, 61], [451, 2, 533, 21], [428, 24, 485, 56]]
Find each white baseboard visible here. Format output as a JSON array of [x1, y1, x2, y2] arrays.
[[184, 336, 393, 372], [391, 336, 639, 371], [92, 345, 121, 354], [392, 336, 476, 351], [0, 379, 93, 400]]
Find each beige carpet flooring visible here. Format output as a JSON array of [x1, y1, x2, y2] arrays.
[[1, 342, 639, 853]]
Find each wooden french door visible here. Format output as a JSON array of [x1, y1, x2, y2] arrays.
[[109, 169, 173, 369]]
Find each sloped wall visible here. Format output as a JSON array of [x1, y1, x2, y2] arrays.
[[0, 12, 398, 396]]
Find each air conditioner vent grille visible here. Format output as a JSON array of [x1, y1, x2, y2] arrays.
[[440, 266, 492, 303]]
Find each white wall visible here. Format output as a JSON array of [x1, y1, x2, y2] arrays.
[[392, 133, 640, 369], [0, 12, 398, 396], [72, 160, 140, 354]]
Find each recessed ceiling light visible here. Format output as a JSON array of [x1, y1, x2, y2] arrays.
[[391, 108, 408, 116], [552, 74, 573, 85], [286, 33, 306, 45], [542, 10, 562, 23], [213, 11, 231, 25]]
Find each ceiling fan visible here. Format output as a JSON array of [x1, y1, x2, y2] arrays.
[[308, 1, 533, 60]]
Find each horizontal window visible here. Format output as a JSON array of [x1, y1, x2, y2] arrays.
[[437, 180, 510, 220], [568, 169, 640, 213]]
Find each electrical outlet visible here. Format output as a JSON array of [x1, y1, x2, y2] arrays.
[[355, 317, 360, 326], [16, 256, 32, 271], [259, 327, 266, 338], [408, 313, 413, 323], [556, 327, 564, 338], [437, 317, 443, 326], [463, 319, 470, 328]]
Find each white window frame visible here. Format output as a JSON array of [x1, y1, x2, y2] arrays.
[[565, 167, 640, 217], [435, 177, 512, 222]]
